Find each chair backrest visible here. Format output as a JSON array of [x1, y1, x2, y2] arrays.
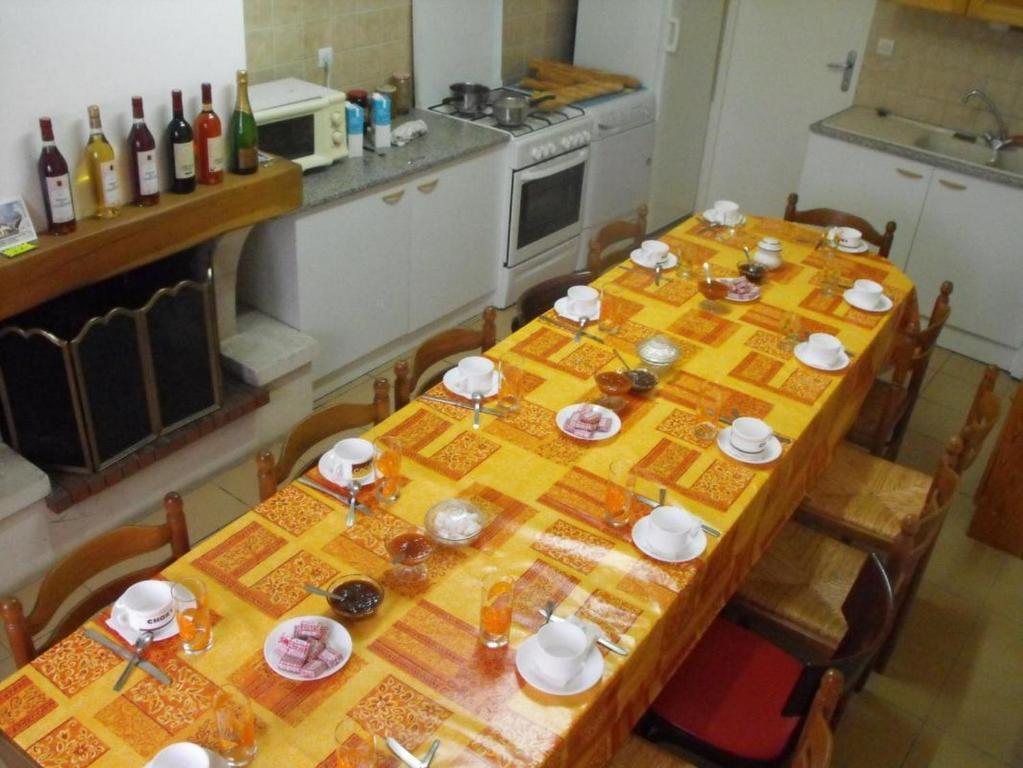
[[790, 669, 843, 768], [511, 271, 596, 332], [0, 493, 190, 668], [784, 193, 895, 259], [957, 365, 1001, 474], [907, 281, 953, 395], [394, 307, 497, 409], [257, 378, 391, 501], [587, 205, 648, 275]]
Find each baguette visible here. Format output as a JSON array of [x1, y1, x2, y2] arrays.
[[529, 58, 642, 89]]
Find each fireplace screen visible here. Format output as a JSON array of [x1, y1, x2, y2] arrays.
[[0, 251, 222, 473]]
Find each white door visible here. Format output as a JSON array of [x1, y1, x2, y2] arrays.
[[585, 122, 655, 226], [698, 0, 876, 217]]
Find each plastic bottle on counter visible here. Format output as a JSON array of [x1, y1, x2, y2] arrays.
[[346, 102, 364, 158], [371, 92, 391, 153]]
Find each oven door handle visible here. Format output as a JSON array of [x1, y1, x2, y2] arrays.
[[519, 147, 589, 183]]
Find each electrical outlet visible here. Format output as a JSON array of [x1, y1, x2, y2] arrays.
[[317, 46, 333, 68], [876, 38, 895, 57]]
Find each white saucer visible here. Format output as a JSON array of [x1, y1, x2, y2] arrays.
[[837, 241, 870, 254], [318, 449, 377, 487], [794, 342, 850, 372], [263, 615, 352, 682], [106, 581, 184, 644], [441, 366, 501, 400], [144, 744, 227, 768], [717, 428, 783, 465], [555, 404, 622, 441], [515, 635, 604, 696], [843, 289, 893, 313], [702, 210, 747, 228], [631, 515, 707, 563], [553, 296, 601, 323], [630, 249, 679, 270], [718, 277, 762, 303]]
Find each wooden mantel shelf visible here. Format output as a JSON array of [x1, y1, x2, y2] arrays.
[[0, 157, 302, 321]]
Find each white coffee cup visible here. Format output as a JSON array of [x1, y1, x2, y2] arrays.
[[838, 227, 863, 249], [535, 621, 590, 686], [567, 285, 600, 318], [457, 355, 496, 393], [807, 333, 844, 366], [326, 437, 375, 481], [149, 742, 211, 768], [713, 200, 741, 226], [852, 279, 884, 308], [648, 505, 701, 557], [113, 580, 175, 634], [640, 240, 669, 265], [729, 416, 774, 455]]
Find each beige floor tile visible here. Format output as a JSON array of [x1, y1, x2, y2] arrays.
[[983, 553, 1023, 626], [180, 483, 251, 544], [923, 492, 1009, 602], [920, 372, 980, 416], [906, 397, 963, 443], [832, 690, 922, 768], [2, 581, 95, 656], [938, 351, 989, 384], [903, 726, 1013, 768], [895, 429, 948, 475], [0, 650, 15, 680], [929, 346, 952, 374], [214, 454, 262, 509], [994, 371, 1019, 401], [317, 373, 380, 410]]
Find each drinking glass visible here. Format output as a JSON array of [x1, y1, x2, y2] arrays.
[[693, 382, 724, 442], [605, 459, 636, 527], [373, 436, 402, 504], [172, 577, 212, 655], [479, 568, 515, 648], [498, 353, 525, 414], [779, 311, 802, 353], [598, 286, 625, 334], [335, 722, 380, 768], [214, 685, 257, 766]]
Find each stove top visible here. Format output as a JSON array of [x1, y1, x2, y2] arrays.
[[428, 87, 585, 138]]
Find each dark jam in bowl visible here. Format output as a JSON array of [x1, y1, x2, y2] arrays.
[[328, 576, 383, 619]]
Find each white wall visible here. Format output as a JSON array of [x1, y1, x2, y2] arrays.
[[0, 0, 245, 227]]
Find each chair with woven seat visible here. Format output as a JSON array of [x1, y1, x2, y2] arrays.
[[608, 735, 698, 767], [510, 270, 596, 332], [257, 378, 391, 501], [587, 205, 648, 275], [394, 307, 497, 409], [846, 281, 953, 459], [783, 193, 895, 259], [0, 493, 190, 668]]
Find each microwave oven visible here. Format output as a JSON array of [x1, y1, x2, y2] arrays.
[[248, 78, 347, 171]]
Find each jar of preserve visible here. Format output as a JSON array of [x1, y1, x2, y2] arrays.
[[391, 72, 412, 115], [347, 88, 370, 113]]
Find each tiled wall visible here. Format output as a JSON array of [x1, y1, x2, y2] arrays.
[[243, 0, 412, 93], [855, 1, 1023, 134], [502, 0, 578, 85]]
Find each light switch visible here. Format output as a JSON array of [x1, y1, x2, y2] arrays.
[[876, 38, 895, 57]]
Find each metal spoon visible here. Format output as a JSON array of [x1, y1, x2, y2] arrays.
[[611, 346, 633, 372], [574, 316, 588, 343], [422, 740, 441, 767], [471, 392, 483, 430], [655, 256, 668, 286], [114, 630, 154, 691], [304, 583, 340, 601], [346, 478, 362, 528]]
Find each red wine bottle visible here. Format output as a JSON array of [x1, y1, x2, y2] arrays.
[[194, 82, 224, 185], [127, 96, 160, 206], [37, 117, 76, 235], [168, 89, 196, 194]]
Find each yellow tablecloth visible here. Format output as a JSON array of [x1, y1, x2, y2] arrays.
[[0, 216, 913, 767]]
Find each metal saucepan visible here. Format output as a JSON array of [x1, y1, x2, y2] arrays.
[[492, 93, 555, 126], [443, 82, 491, 115]]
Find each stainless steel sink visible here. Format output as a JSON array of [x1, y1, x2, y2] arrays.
[[913, 133, 997, 167]]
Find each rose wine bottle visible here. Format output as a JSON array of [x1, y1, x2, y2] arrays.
[[127, 96, 159, 206], [37, 117, 76, 235], [84, 105, 121, 218], [167, 89, 196, 194], [231, 70, 258, 175], [194, 82, 224, 185]]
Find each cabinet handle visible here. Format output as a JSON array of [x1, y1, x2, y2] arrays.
[[382, 190, 405, 204], [938, 179, 967, 191], [417, 179, 439, 194], [896, 167, 923, 179]]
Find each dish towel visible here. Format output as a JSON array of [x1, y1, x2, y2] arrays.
[[392, 120, 428, 147]]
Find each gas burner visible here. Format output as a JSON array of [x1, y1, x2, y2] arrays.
[[428, 87, 585, 138]]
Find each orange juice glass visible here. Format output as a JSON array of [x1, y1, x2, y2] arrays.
[[605, 459, 636, 527], [479, 568, 515, 648], [335, 722, 379, 768], [172, 577, 212, 655], [215, 685, 256, 766], [373, 436, 403, 504], [599, 285, 626, 334], [498, 353, 525, 413]]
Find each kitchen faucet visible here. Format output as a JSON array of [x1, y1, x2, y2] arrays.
[[962, 88, 1014, 154]]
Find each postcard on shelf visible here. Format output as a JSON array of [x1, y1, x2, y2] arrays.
[[0, 196, 38, 258]]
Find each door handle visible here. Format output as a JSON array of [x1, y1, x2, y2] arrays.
[[382, 190, 405, 204], [826, 50, 857, 92], [665, 16, 680, 53], [417, 179, 439, 194], [896, 168, 924, 179], [938, 179, 967, 191]]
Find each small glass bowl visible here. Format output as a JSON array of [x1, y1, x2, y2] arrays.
[[636, 335, 681, 372], [424, 499, 484, 547], [325, 574, 384, 621], [625, 367, 659, 393], [595, 370, 632, 397], [738, 261, 766, 284]]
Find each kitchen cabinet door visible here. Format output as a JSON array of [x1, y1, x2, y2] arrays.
[[906, 169, 1023, 349], [798, 134, 932, 270], [295, 186, 411, 379], [408, 150, 502, 328], [967, 0, 1023, 24]]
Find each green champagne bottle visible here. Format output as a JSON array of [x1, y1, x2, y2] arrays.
[[231, 70, 258, 175]]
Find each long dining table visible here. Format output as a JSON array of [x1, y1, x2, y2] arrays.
[[0, 214, 914, 768]]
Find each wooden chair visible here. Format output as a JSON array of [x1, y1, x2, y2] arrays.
[[510, 270, 596, 332], [0, 493, 190, 668], [257, 378, 390, 501], [394, 307, 498, 409], [587, 205, 648, 275], [783, 193, 895, 259], [846, 281, 953, 459], [608, 736, 698, 767], [790, 669, 842, 768]]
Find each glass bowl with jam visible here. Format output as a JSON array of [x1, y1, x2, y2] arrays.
[[325, 574, 384, 621]]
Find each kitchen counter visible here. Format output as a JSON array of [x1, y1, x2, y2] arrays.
[[811, 106, 1023, 190], [300, 109, 508, 209]]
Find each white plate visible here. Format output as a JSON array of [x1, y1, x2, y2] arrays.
[[106, 581, 184, 644], [515, 634, 604, 696], [631, 515, 707, 563], [701, 210, 747, 228], [555, 404, 622, 441], [442, 366, 501, 399], [630, 249, 679, 270], [263, 615, 352, 682], [318, 449, 377, 487], [553, 296, 601, 323], [794, 342, 850, 372], [717, 428, 783, 465], [144, 743, 226, 768], [718, 277, 762, 303], [837, 241, 870, 254], [843, 289, 893, 313]]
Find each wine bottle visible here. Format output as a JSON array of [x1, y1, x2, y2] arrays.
[[231, 70, 258, 175], [194, 82, 224, 185], [37, 117, 76, 235], [167, 89, 196, 194], [127, 96, 160, 206], [84, 105, 121, 218]]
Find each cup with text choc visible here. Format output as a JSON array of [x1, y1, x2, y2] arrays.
[[498, 353, 525, 413], [373, 436, 402, 504], [172, 577, 212, 655], [605, 459, 637, 528], [214, 685, 257, 767], [479, 567, 515, 649]]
